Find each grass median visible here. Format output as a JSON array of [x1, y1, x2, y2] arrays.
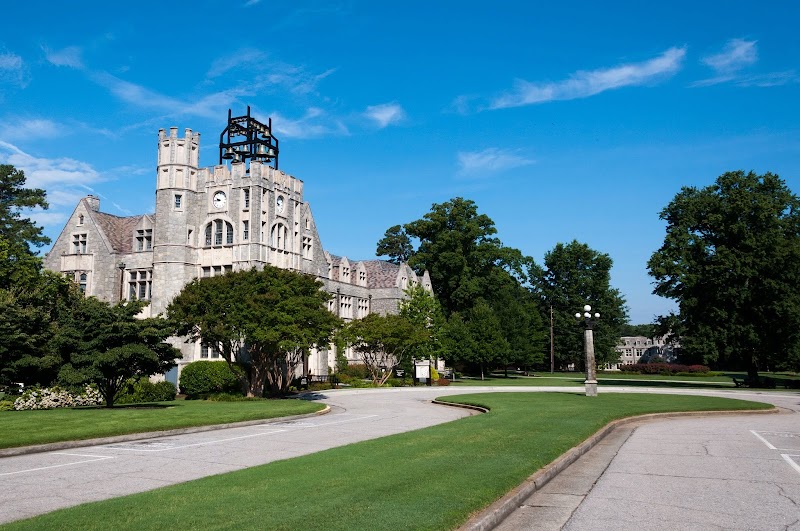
[[4, 392, 771, 531], [0, 399, 325, 449]]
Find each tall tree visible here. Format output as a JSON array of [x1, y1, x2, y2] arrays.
[[168, 266, 341, 397], [0, 269, 81, 386], [0, 165, 50, 252], [379, 197, 530, 316], [648, 171, 800, 376], [57, 298, 179, 407], [532, 240, 628, 370], [376, 225, 413, 264]]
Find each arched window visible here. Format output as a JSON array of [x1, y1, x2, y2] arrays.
[[204, 220, 234, 247], [270, 223, 287, 250]]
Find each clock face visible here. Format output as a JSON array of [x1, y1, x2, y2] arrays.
[[276, 195, 284, 213], [213, 191, 226, 209]]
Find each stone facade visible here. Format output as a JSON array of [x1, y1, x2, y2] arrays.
[[44, 125, 432, 384], [606, 335, 676, 369]]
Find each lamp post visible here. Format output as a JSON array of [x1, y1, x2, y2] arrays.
[[117, 262, 126, 302], [575, 304, 600, 397]]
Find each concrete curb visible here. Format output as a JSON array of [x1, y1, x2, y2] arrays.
[[0, 405, 331, 458], [455, 406, 781, 531]]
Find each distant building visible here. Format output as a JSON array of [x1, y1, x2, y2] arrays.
[[606, 336, 677, 370], [43, 110, 432, 384]]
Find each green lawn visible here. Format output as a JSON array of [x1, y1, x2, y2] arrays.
[[0, 399, 324, 449], [4, 392, 771, 531]]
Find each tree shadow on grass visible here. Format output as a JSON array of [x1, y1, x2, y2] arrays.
[[598, 379, 734, 390]]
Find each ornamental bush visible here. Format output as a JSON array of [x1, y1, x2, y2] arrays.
[[179, 361, 243, 397], [619, 363, 710, 375], [13, 386, 103, 410], [116, 378, 176, 404]]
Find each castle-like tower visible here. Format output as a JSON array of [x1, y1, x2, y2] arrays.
[[44, 108, 432, 384]]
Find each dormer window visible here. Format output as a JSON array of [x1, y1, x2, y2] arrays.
[[341, 266, 350, 282], [359, 270, 366, 285]]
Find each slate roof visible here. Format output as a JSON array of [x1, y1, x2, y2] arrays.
[[361, 260, 401, 289], [93, 212, 149, 254]]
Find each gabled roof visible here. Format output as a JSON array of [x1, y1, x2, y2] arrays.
[[92, 212, 149, 254]]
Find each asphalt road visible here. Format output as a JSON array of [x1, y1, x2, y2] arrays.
[[1, 386, 798, 528]]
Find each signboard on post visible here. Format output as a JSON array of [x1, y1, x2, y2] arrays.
[[415, 363, 430, 379]]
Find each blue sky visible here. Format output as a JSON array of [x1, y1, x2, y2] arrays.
[[1, 1, 798, 323]]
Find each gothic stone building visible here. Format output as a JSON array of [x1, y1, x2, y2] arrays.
[[44, 116, 431, 385]]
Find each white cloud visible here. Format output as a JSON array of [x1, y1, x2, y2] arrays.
[[702, 39, 757, 75], [207, 49, 268, 78], [0, 141, 106, 233], [489, 47, 686, 109], [0, 118, 62, 141], [0, 51, 29, 88], [364, 103, 405, 128], [0, 52, 23, 70], [271, 108, 348, 138], [693, 39, 796, 88], [44, 45, 84, 69], [0, 140, 103, 190], [457, 148, 534, 177]]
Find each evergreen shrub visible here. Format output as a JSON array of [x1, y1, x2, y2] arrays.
[[179, 361, 243, 397]]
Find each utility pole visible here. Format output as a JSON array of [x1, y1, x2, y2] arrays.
[[550, 304, 554, 374]]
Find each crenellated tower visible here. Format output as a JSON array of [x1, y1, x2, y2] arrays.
[[151, 127, 200, 314]]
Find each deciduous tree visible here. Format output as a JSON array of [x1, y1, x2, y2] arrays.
[[648, 171, 800, 375], [339, 313, 429, 385], [532, 241, 628, 370], [57, 298, 179, 407], [168, 266, 341, 397]]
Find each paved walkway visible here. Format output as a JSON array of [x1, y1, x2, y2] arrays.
[[495, 390, 800, 530], [1, 386, 798, 528]]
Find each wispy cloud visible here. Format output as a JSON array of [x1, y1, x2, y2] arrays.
[[208, 49, 336, 95], [0, 50, 30, 88], [243, 0, 262, 6], [693, 38, 796, 88], [271, 107, 348, 138], [488, 47, 686, 110], [457, 148, 534, 177], [43, 45, 84, 69], [703, 38, 757, 75], [364, 103, 405, 128], [207, 49, 268, 78], [0, 140, 108, 231], [0, 118, 62, 141]]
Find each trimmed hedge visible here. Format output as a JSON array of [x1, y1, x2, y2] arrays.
[[117, 379, 177, 404], [179, 361, 243, 397], [619, 363, 710, 375]]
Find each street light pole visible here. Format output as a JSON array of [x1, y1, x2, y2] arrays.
[[575, 304, 600, 397]]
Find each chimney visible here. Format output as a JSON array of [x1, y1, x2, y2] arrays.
[[85, 195, 100, 212]]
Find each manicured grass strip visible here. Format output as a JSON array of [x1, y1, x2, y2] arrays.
[[0, 400, 324, 449], [3, 393, 771, 531]]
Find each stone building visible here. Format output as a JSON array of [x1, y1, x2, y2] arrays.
[[43, 110, 432, 384], [606, 335, 676, 370]]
